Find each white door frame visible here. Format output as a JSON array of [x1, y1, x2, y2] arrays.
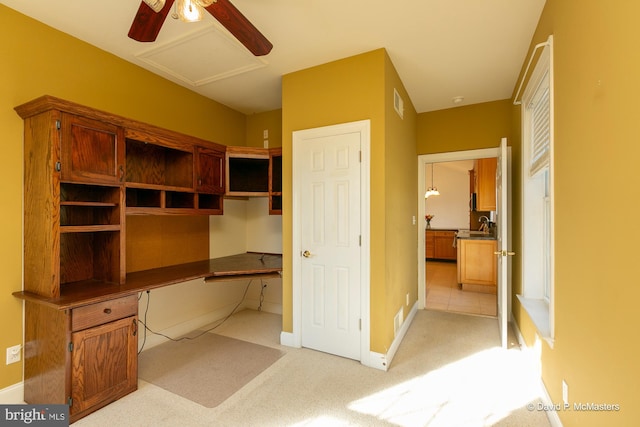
[[418, 146, 512, 324], [291, 119, 372, 366]]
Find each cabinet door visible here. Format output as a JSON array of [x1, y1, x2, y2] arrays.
[[61, 114, 124, 184], [425, 231, 435, 259], [434, 232, 457, 260], [476, 158, 497, 211], [458, 239, 497, 285], [70, 316, 137, 418], [196, 147, 225, 194]]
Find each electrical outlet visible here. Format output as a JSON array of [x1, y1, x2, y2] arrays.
[[562, 380, 569, 405], [6, 345, 21, 365]]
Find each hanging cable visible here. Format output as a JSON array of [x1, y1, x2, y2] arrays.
[[137, 279, 254, 348]]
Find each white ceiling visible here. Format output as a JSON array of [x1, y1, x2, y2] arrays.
[[1, 0, 546, 115]]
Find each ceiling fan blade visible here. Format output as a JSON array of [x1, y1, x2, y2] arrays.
[[204, 0, 273, 56], [128, 0, 176, 42]]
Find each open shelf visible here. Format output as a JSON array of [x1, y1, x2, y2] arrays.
[[60, 231, 122, 286], [60, 183, 122, 227], [126, 139, 194, 189]]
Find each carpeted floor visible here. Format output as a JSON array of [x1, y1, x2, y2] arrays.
[[76, 309, 551, 427]]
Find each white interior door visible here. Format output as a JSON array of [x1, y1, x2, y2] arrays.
[[293, 123, 365, 361], [496, 137, 512, 348]]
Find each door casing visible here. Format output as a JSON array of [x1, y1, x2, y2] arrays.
[[418, 146, 512, 328]]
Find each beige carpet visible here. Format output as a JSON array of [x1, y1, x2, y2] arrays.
[[77, 310, 552, 427], [138, 332, 284, 408]]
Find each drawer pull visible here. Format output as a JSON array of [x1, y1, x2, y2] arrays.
[[103, 308, 112, 314]]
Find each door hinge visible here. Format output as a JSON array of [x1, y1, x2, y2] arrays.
[[68, 397, 73, 407], [359, 235, 361, 246], [359, 151, 362, 162], [359, 319, 362, 331], [68, 342, 73, 352], [56, 119, 61, 130]]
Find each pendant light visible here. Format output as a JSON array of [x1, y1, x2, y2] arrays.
[[425, 163, 440, 198]]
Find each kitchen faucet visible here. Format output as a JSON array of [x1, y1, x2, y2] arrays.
[[479, 216, 490, 232]]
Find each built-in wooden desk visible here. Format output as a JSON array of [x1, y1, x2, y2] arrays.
[[13, 252, 282, 422], [13, 252, 282, 310]]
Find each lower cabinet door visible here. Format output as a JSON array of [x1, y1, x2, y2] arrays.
[[71, 316, 138, 418]]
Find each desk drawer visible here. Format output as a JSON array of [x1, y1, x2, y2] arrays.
[[72, 295, 138, 331]]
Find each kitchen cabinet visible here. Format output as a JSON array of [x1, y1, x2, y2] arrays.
[[425, 230, 457, 260], [475, 158, 497, 211], [457, 238, 497, 292]]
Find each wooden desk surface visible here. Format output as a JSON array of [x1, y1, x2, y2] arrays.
[[14, 252, 282, 310]]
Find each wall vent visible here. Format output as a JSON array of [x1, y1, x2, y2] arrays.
[[393, 88, 404, 119], [393, 308, 404, 337]]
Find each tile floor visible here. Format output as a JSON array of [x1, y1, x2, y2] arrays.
[[425, 261, 497, 317]]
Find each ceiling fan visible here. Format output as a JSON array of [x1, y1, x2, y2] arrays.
[[128, 0, 273, 56]]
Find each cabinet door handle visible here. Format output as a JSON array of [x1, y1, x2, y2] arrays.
[[119, 165, 125, 181], [132, 318, 137, 336], [103, 308, 112, 314]]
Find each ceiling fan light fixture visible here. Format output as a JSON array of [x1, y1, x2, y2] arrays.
[[143, 0, 166, 13], [177, 0, 204, 22]]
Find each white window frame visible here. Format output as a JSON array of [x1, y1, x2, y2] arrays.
[[517, 35, 555, 346]]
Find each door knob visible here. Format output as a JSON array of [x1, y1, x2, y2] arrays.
[[302, 250, 312, 258]]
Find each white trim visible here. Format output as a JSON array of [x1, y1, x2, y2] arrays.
[[0, 382, 25, 404], [289, 120, 371, 366], [520, 34, 555, 342], [279, 331, 298, 348], [417, 147, 498, 310]]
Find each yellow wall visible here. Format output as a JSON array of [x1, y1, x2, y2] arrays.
[[246, 109, 283, 148], [282, 49, 417, 354], [513, 1, 640, 425], [0, 5, 246, 389], [382, 54, 418, 348], [416, 99, 513, 154]]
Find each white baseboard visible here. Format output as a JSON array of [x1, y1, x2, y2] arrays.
[[0, 382, 24, 404], [279, 331, 299, 348], [511, 320, 563, 427], [363, 301, 419, 371], [138, 304, 245, 352]]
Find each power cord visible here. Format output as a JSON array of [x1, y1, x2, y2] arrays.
[[137, 279, 254, 353], [258, 279, 267, 311]]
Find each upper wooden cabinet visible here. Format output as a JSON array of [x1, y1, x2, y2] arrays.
[[475, 158, 497, 211], [196, 147, 225, 195], [269, 147, 282, 215], [225, 146, 283, 215], [61, 114, 125, 185]]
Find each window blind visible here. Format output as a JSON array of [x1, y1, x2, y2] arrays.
[[529, 71, 550, 176]]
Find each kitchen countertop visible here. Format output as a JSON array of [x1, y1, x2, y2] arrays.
[[456, 230, 497, 240]]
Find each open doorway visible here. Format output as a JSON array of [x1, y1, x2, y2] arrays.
[[418, 149, 503, 318]]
